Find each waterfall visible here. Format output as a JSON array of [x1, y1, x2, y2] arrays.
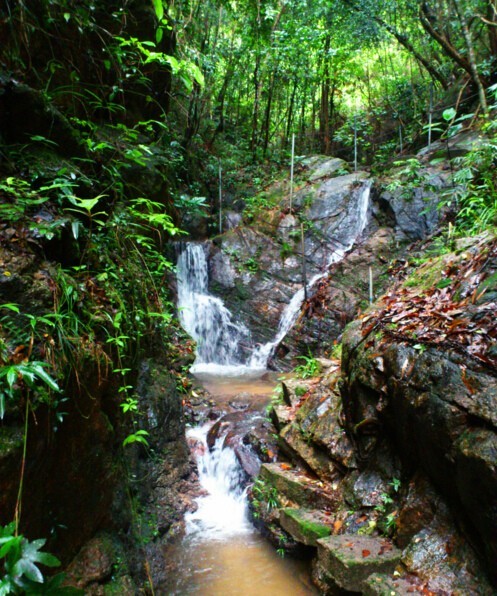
[[249, 179, 371, 368], [176, 243, 252, 374], [176, 178, 371, 373], [185, 424, 251, 540]]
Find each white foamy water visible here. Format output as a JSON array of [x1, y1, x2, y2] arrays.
[[177, 243, 251, 370], [249, 179, 371, 368], [186, 424, 252, 540], [176, 177, 371, 371]]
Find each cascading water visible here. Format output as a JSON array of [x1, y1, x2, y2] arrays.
[[164, 381, 317, 594], [249, 178, 372, 368], [176, 243, 252, 374], [176, 177, 371, 372], [185, 424, 252, 539]]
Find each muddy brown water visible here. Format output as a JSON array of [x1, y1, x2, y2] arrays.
[[162, 371, 317, 595]]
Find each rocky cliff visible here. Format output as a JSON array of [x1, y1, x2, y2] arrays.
[[250, 232, 497, 593]]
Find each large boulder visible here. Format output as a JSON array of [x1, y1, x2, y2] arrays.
[[341, 235, 497, 584]]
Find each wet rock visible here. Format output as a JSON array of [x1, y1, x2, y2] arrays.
[[224, 211, 243, 230], [233, 441, 261, 479], [376, 167, 444, 241], [268, 404, 292, 431], [402, 511, 494, 594], [210, 249, 237, 289], [260, 463, 340, 510], [342, 295, 497, 582], [206, 411, 254, 450], [315, 535, 401, 592], [395, 475, 438, 549], [279, 422, 339, 481], [244, 419, 279, 463], [342, 470, 391, 509], [136, 359, 185, 445], [281, 379, 311, 407], [363, 573, 423, 595], [63, 534, 115, 589], [279, 508, 332, 546]]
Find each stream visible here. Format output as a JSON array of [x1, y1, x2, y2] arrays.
[[163, 372, 316, 595], [170, 187, 371, 592]]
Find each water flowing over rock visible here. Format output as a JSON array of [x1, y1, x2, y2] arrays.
[[181, 170, 375, 371], [249, 176, 372, 368], [176, 243, 252, 373], [186, 423, 252, 539]]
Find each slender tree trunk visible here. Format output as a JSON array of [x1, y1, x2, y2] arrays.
[[319, 32, 331, 154], [487, 1, 497, 59], [251, 54, 262, 159], [262, 72, 276, 157], [299, 77, 308, 149], [451, 0, 488, 113]]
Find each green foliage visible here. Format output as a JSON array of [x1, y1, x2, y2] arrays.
[[251, 478, 279, 515], [0, 357, 60, 421], [0, 523, 79, 595], [294, 354, 321, 379], [122, 429, 150, 448], [451, 140, 497, 233]]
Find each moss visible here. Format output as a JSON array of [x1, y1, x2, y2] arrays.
[[284, 508, 331, 540], [404, 256, 446, 290], [0, 426, 24, 458]]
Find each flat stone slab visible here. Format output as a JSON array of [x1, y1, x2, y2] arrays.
[[269, 404, 292, 431], [316, 535, 402, 592], [308, 157, 348, 182], [363, 573, 423, 595], [280, 508, 332, 546], [260, 463, 339, 510]]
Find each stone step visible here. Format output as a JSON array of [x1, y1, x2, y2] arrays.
[[269, 404, 292, 431], [363, 573, 423, 595], [279, 508, 333, 546], [279, 422, 337, 481], [316, 535, 402, 593], [259, 463, 340, 511]]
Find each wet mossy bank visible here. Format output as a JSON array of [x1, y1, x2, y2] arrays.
[[250, 234, 497, 594]]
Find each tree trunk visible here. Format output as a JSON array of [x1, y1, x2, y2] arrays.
[[319, 32, 331, 154], [342, 0, 448, 89], [451, 0, 488, 113]]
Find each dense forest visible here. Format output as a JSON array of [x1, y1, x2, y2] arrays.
[[0, 0, 496, 593]]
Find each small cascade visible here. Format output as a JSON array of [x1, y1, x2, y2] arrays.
[[176, 243, 252, 373], [249, 179, 372, 368], [176, 178, 371, 372], [186, 424, 251, 540]]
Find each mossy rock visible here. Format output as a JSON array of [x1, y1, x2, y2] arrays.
[[279, 508, 332, 546], [316, 535, 402, 592]]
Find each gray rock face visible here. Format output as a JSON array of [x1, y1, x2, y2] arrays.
[[208, 170, 372, 360], [341, 307, 497, 585], [306, 156, 349, 182], [376, 166, 446, 241]]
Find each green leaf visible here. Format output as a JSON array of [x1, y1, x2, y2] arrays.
[[12, 559, 44, 584], [151, 0, 163, 22], [0, 393, 5, 420], [29, 364, 60, 392], [123, 429, 150, 447], [442, 107, 456, 122], [0, 303, 20, 313], [6, 368, 18, 389]]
